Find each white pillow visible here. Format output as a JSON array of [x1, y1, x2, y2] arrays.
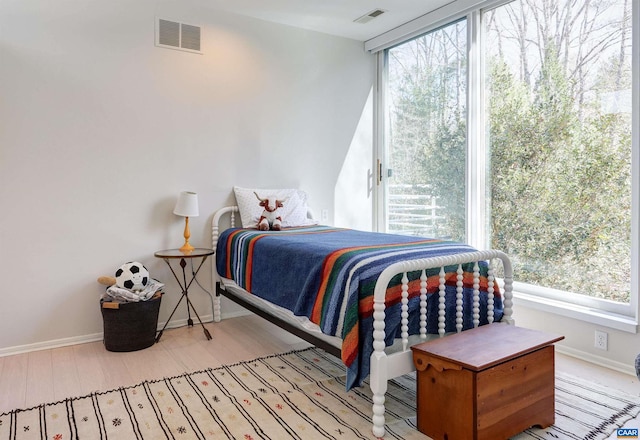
[[233, 186, 318, 229]]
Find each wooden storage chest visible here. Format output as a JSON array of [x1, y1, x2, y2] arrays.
[[411, 324, 564, 440]]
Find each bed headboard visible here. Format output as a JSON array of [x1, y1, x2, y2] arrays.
[[211, 206, 240, 250]]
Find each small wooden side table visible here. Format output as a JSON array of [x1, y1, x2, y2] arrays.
[[154, 248, 214, 342], [411, 324, 564, 440]]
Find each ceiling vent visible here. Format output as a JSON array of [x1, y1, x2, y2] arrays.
[[156, 18, 202, 54], [354, 9, 386, 24]]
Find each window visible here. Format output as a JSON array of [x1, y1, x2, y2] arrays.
[[380, 0, 636, 320], [386, 19, 467, 242], [485, 0, 633, 312]]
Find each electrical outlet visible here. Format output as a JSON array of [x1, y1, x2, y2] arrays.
[[321, 209, 329, 222], [594, 330, 608, 350]]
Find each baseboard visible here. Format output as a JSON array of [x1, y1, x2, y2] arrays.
[[0, 310, 250, 358], [0, 333, 105, 357], [556, 345, 636, 377], [11, 310, 626, 376]]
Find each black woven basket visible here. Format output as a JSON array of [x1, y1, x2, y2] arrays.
[[101, 293, 162, 352]]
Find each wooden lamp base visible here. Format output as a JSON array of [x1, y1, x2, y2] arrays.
[[179, 216, 194, 253]]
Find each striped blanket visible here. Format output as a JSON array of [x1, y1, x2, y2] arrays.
[[216, 226, 503, 389]]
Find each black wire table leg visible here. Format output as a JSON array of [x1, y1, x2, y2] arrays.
[[155, 293, 185, 343], [179, 258, 195, 327], [184, 293, 213, 340], [154, 248, 215, 342]]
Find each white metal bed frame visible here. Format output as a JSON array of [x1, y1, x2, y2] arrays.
[[211, 206, 514, 437]]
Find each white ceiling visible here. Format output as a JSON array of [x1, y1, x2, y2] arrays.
[[204, 0, 455, 41]]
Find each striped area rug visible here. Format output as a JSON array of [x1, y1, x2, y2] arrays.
[[514, 372, 640, 440], [0, 347, 638, 440]]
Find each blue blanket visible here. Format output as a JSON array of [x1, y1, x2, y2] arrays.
[[216, 226, 503, 389]]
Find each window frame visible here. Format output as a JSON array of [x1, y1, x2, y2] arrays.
[[373, 0, 639, 332]]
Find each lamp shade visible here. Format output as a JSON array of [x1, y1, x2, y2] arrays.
[[173, 191, 199, 217]]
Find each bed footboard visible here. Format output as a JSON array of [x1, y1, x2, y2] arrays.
[[369, 251, 513, 437]]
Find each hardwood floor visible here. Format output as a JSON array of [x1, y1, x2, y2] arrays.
[[0, 314, 311, 414], [1, 314, 639, 439]]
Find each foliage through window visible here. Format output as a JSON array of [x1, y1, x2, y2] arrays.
[[386, 20, 467, 242], [384, 0, 633, 305]]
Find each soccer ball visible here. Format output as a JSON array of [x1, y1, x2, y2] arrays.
[[115, 261, 149, 291]]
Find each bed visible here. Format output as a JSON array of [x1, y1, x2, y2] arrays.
[[210, 190, 514, 437]]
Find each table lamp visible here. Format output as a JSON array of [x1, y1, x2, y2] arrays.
[[174, 191, 199, 253]]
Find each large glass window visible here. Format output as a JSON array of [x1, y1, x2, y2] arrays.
[[382, 0, 634, 311], [485, 0, 632, 305], [386, 20, 467, 242]]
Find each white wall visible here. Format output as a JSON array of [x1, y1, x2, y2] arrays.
[[515, 306, 640, 376], [0, 0, 375, 352]]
